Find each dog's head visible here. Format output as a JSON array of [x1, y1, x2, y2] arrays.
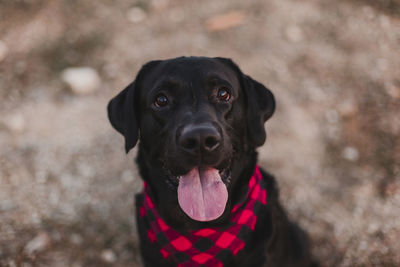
[[108, 57, 274, 224]]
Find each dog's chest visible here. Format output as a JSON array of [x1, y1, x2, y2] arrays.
[[136, 166, 268, 266]]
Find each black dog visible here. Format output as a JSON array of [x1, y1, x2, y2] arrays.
[[108, 57, 316, 266]]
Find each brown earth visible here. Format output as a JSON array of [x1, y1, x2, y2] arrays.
[[0, 0, 399, 266]]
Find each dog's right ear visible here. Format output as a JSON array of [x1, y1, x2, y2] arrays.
[[107, 81, 138, 153], [107, 60, 162, 153]]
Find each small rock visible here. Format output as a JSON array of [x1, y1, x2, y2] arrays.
[[0, 200, 17, 212], [49, 190, 60, 205], [61, 67, 101, 95], [367, 222, 379, 234], [101, 249, 117, 263], [379, 15, 390, 29], [359, 240, 367, 250], [121, 169, 134, 183], [168, 8, 185, 23], [103, 63, 118, 78], [15, 60, 26, 74], [126, 7, 147, 23], [384, 181, 400, 196], [81, 193, 91, 204], [376, 58, 388, 72], [285, 25, 303, 42], [362, 6, 375, 20], [24, 232, 51, 255], [325, 109, 339, 124], [338, 100, 357, 117], [2, 113, 26, 134], [51, 231, 62, 242], [342, 146, 359, 162], [0, 40, 8, 62], [386, 83, 400, 99], [70, 233, 83, 245], [205, 11, 246, 32], [31, 212, 41, 225], [151, 0, 169, 10]]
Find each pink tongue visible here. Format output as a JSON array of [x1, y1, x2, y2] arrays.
[[177, 168, 228, 221]]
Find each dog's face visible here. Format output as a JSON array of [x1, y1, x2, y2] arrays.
[[108, 57, 274, 224]]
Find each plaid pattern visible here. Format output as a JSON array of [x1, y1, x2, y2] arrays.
[[138, 166, 267, 267]]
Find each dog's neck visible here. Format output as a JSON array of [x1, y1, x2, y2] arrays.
[[136, 144, 259, 230]]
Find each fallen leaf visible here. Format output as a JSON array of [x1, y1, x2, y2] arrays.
[[205, 11, 246, 32]]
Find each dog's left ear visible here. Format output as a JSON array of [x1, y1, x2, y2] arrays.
[[107, 81, 138, 153], [242, 74, 275, 147], [215, 57, 275, 147]]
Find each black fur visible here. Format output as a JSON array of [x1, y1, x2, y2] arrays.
[[108, 56, 317, 266]]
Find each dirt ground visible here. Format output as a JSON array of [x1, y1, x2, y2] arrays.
[[0, 0, 399, 266]]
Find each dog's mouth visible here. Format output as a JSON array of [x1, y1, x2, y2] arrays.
[[174, 167, 230, 222]]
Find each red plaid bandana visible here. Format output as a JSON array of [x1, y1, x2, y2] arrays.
[[138, 166, 267, 266]]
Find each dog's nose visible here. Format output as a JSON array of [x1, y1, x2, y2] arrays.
[[178, 123, 221, 154]]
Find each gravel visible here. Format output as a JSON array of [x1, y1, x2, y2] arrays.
[[0, 0, 399, 266]]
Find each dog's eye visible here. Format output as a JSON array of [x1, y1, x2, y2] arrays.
[[154, 94, 169, 108], [217, 88, 231, 102]]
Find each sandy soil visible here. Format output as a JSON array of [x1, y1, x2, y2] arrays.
[[0, 0, 399, 266]]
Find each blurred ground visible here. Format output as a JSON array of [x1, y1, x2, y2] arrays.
[[0, 0, 399, 266]]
